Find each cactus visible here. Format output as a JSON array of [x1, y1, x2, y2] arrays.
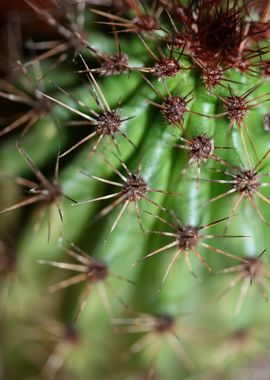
[[1, 1, 270, 379]]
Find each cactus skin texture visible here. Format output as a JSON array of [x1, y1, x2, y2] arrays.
[[1, 0, 270, 379]]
